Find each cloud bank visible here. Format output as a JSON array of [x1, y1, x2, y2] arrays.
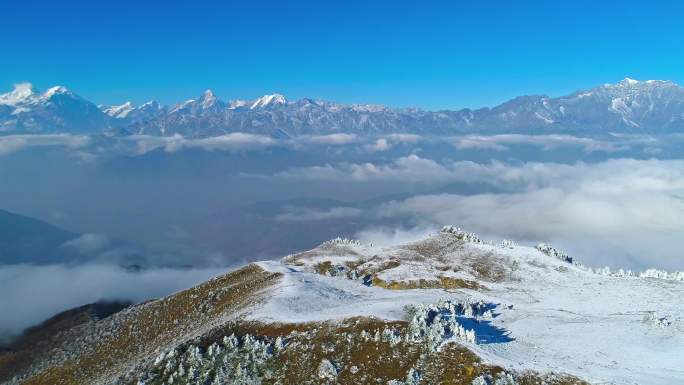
[[0, 264, 230, 343], [451, 133, 663, 153], [372, 158, 684, 270], [128, 133, 277, 154], [2, 132, 678, 161], [275, 206, 362, 222], [0, 134, 90, 156], [276, 154, 464, 183]]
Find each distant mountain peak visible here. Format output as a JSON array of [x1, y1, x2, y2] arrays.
[[139, 100, 161, 109], [620, 77, 639, 86], [102, 102, 135, 118], [200, 89, 216, 100], [198, 89, 224, 111], [607, 77, 678, 89], [0, 83, 109, 133], [44, 85, 71, 98], [251, 93, 287, 109]]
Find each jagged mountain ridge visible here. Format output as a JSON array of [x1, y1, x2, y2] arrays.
[[2, 78, 684, 137]]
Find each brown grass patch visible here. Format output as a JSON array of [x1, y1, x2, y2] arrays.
[[371, 275, 481, 290]]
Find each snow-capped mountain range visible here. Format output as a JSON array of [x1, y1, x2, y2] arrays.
[[2, 78, 684, 137]]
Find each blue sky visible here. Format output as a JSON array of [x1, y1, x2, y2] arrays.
[[3, 0, 683, 109]]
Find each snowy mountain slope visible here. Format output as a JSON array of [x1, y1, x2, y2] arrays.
[[3, 78, 684, 136], [100, 102, 135, 119], [273, 230, 684, 385], [0, 84, 109, 134], [3, 228, 682, 385]]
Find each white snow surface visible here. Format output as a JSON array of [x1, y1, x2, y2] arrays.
[[250, 93, 287, 109], [102, 102, 134, 118], [249, 231, 684, 385]]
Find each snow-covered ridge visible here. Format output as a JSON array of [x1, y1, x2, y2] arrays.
[[0, 83, 109, 134], [443, 225, 684, 283], [0, 83, 73, 106], [101, 102, 134, 118], [250, 93, 287, 109], [535, 241, 684, 282], [6, 227, 683, 385], [259, 228, 684, 384], [286, 226, 684, 293]]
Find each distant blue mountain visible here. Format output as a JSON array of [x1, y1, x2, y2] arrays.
[[0, 209, 75, 264]]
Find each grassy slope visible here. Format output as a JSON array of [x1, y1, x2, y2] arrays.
[[0, 264, 281, 385]]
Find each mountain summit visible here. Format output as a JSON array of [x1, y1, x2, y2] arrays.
[[2, 228, 682, 384], [250, 93, 288, 109], [0, 84, 109, 133], [2, 79, 684, 136]]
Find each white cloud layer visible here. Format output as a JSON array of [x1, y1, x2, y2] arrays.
[[363, 134, 423, 152], [295, 133, 359, 145], [277, 154, 462, 183], [0, 264, 229, 341], [128, 133, 276, 154], [0, 134, 90, 156], [2, 133, 676, 160], [372, 158, 684, 270], [275, 206, 362, 222], [452, 134, 657, 153]]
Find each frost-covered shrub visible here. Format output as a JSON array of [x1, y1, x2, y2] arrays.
[[536, 242, 684, 284], [317, 358, 339, 381], [643, 311, 672, 328], [323, 237, 362, 247], [639, 268, 684, 282], [387, 368, 421, 385], [441, 226, 483, 244], [405, 299, 489, 351], [137, 333, 285, 385], [535, 243, 573, 264], [590, 266, 684, 282], [357, 299, 493, 352], [472, 373, 519, 385], [500, 239, 515, 249]]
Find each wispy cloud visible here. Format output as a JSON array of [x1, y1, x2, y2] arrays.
[[128, 133, 277, 154], [362, 134, 423, 152], [355, 225, 438, 247], [452, 133, 659, 153], [60, 233, 110, 254], [276, 154, 460, 183], [295, 133, 359, 145], [0, 134, 91, 156], [275, 206, 362, 222]]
